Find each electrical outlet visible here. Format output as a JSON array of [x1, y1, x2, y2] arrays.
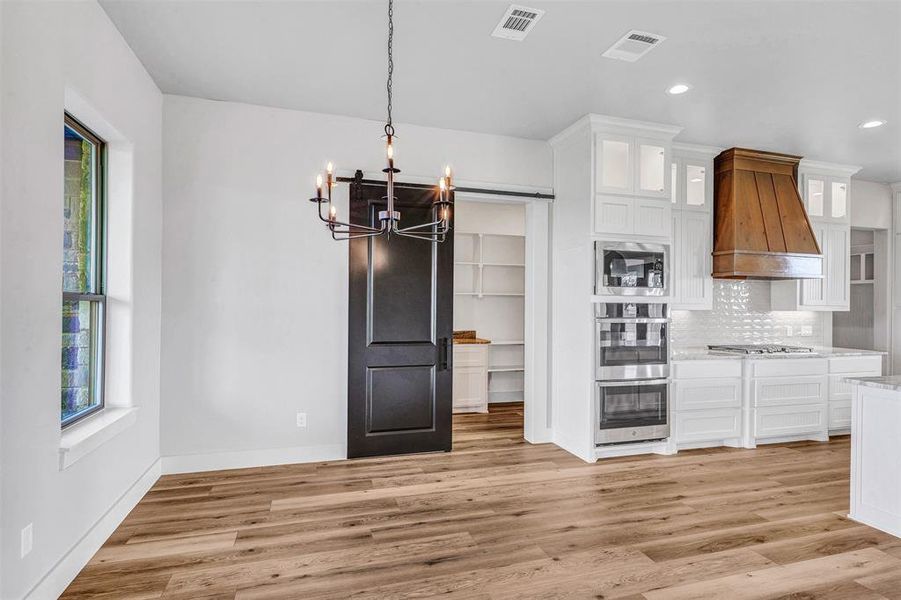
[[296, 412, 307, 428], [785, 325, 793, 337], [21, 524, 33, 558], [801, 325, 813, 337]]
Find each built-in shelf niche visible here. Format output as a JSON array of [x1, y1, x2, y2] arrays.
[[850, 245, 875, 284]]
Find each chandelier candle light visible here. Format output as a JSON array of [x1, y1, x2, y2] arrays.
[[309, 0, 454, 242]]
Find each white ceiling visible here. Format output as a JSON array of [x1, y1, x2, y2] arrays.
[[99, 0, 901, 182]]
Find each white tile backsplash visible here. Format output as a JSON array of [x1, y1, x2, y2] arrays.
[[671, 280, 829, 348]]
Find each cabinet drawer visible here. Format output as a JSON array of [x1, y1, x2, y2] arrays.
[[829, 356, 882, 374], [673, 360, 742, 379], [750, 359, 827, 378], [753, 375, 827, 407], [674, 378, 742, 410], [829, 399, 852, 430], [675, 409, 741, 444], [453, 345, 488, 367], [755, 404, 827, 438]]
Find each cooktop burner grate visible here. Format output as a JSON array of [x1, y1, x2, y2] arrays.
[[707, 344, 814, 354]]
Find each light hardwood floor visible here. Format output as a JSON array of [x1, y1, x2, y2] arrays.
[[63, 403, 901, 599]]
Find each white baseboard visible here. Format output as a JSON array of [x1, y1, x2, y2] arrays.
[[25, 458, 161, 600], [161, 444, 346, 474]]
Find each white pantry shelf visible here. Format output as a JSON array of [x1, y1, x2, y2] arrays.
[[488, 364, 525, 373]]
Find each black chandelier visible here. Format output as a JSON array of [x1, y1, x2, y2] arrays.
[[309, 0, 453, 242]]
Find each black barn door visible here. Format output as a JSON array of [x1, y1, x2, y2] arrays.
[[347, 178, 453, 458]]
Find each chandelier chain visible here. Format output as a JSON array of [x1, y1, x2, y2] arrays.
[[385, 0, 395, 137]]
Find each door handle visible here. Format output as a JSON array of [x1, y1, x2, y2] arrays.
[[438, 337, 450, 371]]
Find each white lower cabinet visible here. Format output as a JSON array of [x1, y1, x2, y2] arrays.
[[749, 359, 828, 443], [452, 345, 488, 413], [672, 361, 742, 448], [827, 355, 882, 432], [675, 409, 741, 444], [672, 356, 883, 450]]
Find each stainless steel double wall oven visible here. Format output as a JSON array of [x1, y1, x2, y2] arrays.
[[594, 242, 671, 445]]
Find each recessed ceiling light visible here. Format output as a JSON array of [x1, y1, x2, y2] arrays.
[[859, 119, 886, 129], [667, 83, 691, 95]]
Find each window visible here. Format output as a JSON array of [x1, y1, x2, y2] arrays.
[[62, 115, 106, 427]]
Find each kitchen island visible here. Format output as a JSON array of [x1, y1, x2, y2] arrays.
[[845, 376, 901, 538]]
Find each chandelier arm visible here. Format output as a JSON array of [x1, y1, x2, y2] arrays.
[[394, 219, 447, 233], [330, 220, 386, 235], [393, 229, 448, 241]]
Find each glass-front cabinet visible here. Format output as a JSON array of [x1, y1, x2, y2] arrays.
[[801, 172, 851, 222], [670, 151, 713, 211], [595, 133, 671, 200], [636, 139, 668, 197]]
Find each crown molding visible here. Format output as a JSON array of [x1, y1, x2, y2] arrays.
[[672, 141, 724, 158], [548, 115, 592, 148], [587, 114, 683, 137], [798, 159, 862, 177]]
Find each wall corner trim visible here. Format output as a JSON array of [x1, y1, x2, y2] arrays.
[[24, 459, 162, 600]]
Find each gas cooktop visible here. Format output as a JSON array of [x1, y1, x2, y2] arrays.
[[708, 344, 814, 355]]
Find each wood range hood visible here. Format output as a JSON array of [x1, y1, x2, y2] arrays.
[[712, 148, 823, 280]]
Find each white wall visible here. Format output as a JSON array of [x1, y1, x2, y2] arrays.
[[160, 95, 552, 469], [851, 179, 893, 230], [0, 2, 162, 599]]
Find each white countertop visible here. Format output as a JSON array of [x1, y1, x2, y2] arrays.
[[844, 375, 901, 391], [672, 347, 886, 361]]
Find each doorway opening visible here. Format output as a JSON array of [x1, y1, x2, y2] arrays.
[[452, 200, 527, 446]]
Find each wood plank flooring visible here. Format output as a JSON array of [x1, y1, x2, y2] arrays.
[[62, 403, 901, 599]]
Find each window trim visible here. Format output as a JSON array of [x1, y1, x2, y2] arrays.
[[62, 113, 107, 429]]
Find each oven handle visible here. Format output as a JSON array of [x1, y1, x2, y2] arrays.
[[597, 379, 670, 388], [596, 318, 670, 324]]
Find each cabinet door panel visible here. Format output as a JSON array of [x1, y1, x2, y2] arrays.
[[678, 212, 712, 308], [753, 375, 827, 407], [829, 399, 852, 430], [831, 179, 848, 219], [827, 225, 849, 308], [684, 162, 708, 209], [676, 409, 741, 444], [805, 175, 826, 219], [670, 213, 681, 302], [596, 135, 633, 194], [756, 404, 827, 438], [674, 378, 742, 410], [594, 195, 634, 234], [634, 198, 671, 237], [636, 139, 668, 198], [801, 222, 828, 306], [452, 366, 487, 413]]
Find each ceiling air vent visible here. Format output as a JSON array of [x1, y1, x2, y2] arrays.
[[491, 4, 545, 41], [602, 30, 666, 62]]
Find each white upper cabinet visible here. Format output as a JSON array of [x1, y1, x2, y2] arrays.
[[590, 116, 682, 237], [771, 160, 861, 312], [669, 144, 718, 310], [800, 170, 852, 223], [595, 134, 670, 199], [596, 135, 633, 194], [670, 144, 717, 212], [636, 139, 669, 197]]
